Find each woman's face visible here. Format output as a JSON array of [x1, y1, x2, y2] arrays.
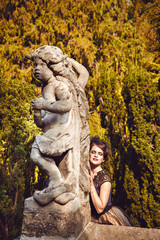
[[89, 144, 104, 167]]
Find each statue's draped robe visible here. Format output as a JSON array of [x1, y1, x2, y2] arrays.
[[34, 74, 90, 194]]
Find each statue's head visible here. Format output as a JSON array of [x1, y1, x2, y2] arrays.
[[25, 45, 64, 64], [25, 45, 75, 81], [25, 46, 65, 82], [25, 45, 72, 77]]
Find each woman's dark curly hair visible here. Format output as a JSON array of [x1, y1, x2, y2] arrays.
[[90, 136, 110, 162]]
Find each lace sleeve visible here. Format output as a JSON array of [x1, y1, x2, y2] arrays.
[[93, 170, 111, 188]]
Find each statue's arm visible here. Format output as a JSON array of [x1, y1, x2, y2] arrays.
[[31, 83, 72, 113], [33, 109, 44, 128], [42, 96, 72, 113], [69, 58, 89, 89]]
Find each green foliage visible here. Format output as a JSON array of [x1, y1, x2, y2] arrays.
[[0, 0, 160, 238], [0, 49, 41, 239], [121, 66, 160, 228], [85, 0, 160, 228]]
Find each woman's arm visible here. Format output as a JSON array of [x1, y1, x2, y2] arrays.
[[90, 172, 111, 214]]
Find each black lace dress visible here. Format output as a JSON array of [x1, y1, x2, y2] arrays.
[[90, 170, 134, 226]]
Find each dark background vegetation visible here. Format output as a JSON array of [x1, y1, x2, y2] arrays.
[[0, 0, 160, 239]]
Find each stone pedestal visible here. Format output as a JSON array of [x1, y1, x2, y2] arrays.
[[78, 223, 160, 240], [20, 196, 91, 240]]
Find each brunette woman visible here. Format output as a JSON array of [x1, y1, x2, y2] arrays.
[[89, 136, 134, 226]]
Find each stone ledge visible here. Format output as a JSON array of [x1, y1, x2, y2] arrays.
[[20, 222, 160, 240], [78, 222, 160, 240]]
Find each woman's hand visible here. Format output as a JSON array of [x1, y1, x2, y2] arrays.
[[89, 170, 94, 187], [90, 170, 97, 194]]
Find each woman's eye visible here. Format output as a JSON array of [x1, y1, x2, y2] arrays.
[[98, 152, 103, 156], [91, 150, 96, 154], [91, 150, 103, 156]]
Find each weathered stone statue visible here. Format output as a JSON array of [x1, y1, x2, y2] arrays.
[[21, 46, 91, 239], [20, 46, 160, 240]]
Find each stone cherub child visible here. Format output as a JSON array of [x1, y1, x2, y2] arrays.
[[25, 45, 89, 205]]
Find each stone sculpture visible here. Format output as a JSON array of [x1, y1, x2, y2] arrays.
[[21, 46, 160, 240], [25, 45, 90, 206]]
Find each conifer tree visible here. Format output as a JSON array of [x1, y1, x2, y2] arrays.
[[0, 0, 160, 238], [87, 0, 160, 227], [0, 49, 40, 239]]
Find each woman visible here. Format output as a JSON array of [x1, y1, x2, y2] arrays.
[[89, 136, 134, 226]]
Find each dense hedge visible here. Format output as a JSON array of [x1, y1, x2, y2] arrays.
[[0, 0, 159, 239]]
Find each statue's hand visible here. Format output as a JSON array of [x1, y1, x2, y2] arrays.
[[31, 97, 45, 110]]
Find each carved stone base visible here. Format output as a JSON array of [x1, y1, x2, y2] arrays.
[[20, 196, 91, 240]]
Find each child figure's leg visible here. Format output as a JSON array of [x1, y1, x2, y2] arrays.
[[30, 145, 63, 188], [30, 144, 76, 205]]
